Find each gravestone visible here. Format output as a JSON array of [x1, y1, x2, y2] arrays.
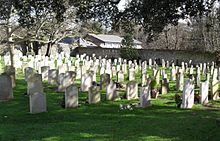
[[30, 92, 47, 114], [140, 86, 151, 108], [141, 74, 147, 86], [24, 67, 34, 81], [126, 81, 138, 100], [58, 71, 75, 92], [117, 71, 124, 83], [90, 70, 96, 82], [200, 81, 209, 105], [176, 71, 184, 91], [100, 67, 105, 76], [128, 67, 135, 81], [106, 81, 118, 101], [81, 73, 93, 91], [100, 73, 110, 90], [122, 63, 127, 74], [27, 74, 43, 95], [58, 64, 67, 74], [116, 65, 121, 72], [4, 66, 16, 88], [181, 79, 194, 109], [155, 70, 160, 85], [105, 69, 112, 79], [65, 84, 78, 108], [196, 67, 201, 87], [210, 79, 219, 100], [112, 66, 117, 77], [0, 74, 13, 101], [41, 66, 50, 81], [189, 66, 194, 75], [76, 65, 82, 79], [88, 86, 100, 104], [48, 69, 58, 85], [170, 68, 176, 81], [161, 78, 169, 94]]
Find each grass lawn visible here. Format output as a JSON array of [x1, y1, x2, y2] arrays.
[[0, 69, 220, 141]]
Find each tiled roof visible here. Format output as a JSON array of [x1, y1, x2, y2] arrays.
[[88, 33, 142, 44]]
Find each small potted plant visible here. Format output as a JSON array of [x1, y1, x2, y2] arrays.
[[150, 78, 159, 99]]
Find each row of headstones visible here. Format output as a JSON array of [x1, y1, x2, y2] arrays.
[[24, 69, 153, 114], [3, 53, 219, 86], [2, 52, 217, 72], [27, 73, 214, 114], [0, 69, 218, 115], [0, 54, 219, 112]]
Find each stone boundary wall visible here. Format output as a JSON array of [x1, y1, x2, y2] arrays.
[[71, 47, 216, 65]]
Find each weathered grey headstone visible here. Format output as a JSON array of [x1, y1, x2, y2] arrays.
[[100, 67, 105, 76], [27, 74, 43, 95], [210, 79, 219, 100], [100, 73, 110, 90], [41, 66, 50, 81], [65, 84, 78, 108], [181, 79, 194, 109], [89, 70, 96, 82], [189, 66, 194, 75], [48, 69, 58, 85], [141, 74, 147, 86], [58, 72, 75, 92], [29, 92, 47, 114], [24, 67, 34, 81], [117, 71, 124, 83], [176, 71, 184, 91], [81, 73, 93, 91], [126, 81, 138, 100], [196, 68, 201, 87], [200, 81, 209, 105], [4, 66, 16, 88], [155, 69, 160, 85], [76, 65, 82, 79], [88, 86, 100, 104], [0, 74, 13, 101], [161, 78, 169, 94], [140, 86, 151, 108], [58, 64, 67, 74], [128, 67, 135, 81], [106, 81, 118, 101]]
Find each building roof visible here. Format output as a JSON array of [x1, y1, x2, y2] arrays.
[[88, 33, 142, 45]]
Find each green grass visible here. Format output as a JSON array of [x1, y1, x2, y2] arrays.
[[0, 70, 220, 141]]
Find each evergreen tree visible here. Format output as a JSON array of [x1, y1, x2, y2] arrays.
[[120, 33, 139, 60]]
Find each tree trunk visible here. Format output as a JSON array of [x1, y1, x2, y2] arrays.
[[8, 43, 14, 67], [164, 29, 169, 49], [174, 26, 179, 50], [33, 41, 40, 55], [8, 36, 14, 67], [45, 42, 55, 57], [21, 42, 28, 56]]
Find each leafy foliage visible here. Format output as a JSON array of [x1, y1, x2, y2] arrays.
[[0, 0, 66, 28], [70, 0, 218, 41]]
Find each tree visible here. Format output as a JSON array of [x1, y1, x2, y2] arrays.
[[80, 20, 104, 34], [71, 0, 217, 42], [120, 33, 139, 60], [0, 0, 66, 66]]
